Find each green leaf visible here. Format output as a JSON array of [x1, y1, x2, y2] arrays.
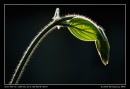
[[96, 38, 110, 65], [67, 16, 110, 65]]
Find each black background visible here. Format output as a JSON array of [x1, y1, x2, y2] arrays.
[[5, 5, 125, 85]]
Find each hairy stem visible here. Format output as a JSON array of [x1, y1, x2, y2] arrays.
[[10, 16, 74, 84]]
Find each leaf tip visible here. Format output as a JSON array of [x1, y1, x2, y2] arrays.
[[102, 59, 109, 66]]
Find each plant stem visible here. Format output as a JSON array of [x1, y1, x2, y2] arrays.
[[10, 16, 74, 84]]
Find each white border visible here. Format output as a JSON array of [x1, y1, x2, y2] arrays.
[[125, 4, 126, 85], [4, 4, 126, 85]]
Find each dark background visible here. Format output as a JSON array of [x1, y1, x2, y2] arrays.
[[5, 5, 125, 84]]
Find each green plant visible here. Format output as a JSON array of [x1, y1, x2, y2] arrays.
[[9, 8, 110, 84]]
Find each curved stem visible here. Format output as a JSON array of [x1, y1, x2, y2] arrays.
[[10, 16, 74, 84]]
